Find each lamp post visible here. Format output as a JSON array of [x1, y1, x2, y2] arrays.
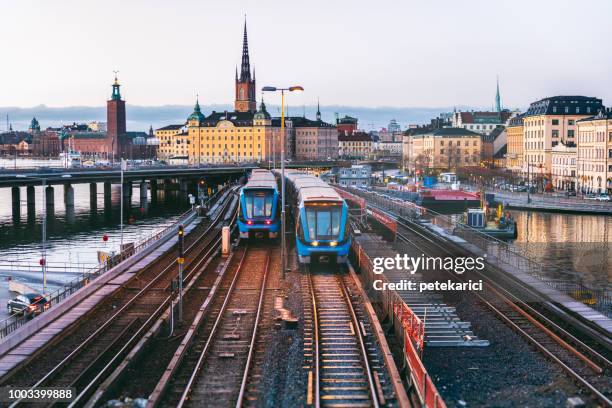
[[262, 85, 304, 277]]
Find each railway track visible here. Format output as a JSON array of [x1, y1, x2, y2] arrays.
[[307, 271, 394, 408], [148, 245, 274, 408], [2, 189, 238, 407], [395, 219, 612, 407]]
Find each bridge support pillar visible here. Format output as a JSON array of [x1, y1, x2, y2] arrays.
[[150, 179, 158, 194], [90, 183, 97, 211], [26, 185, 35, 219], [64, 184, 75, 209], [45, 186, 55, 215], [12, 186, 21, 219], [104, 181, 112, 209], [139, 181, 148, 203], [123, 181, 132, 198]]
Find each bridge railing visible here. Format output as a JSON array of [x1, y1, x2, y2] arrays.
[[0, 208, 196, 339]]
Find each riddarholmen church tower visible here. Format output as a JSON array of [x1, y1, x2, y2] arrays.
[[235, 21, 257, 113]]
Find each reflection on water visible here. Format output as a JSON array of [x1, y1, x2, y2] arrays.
[[0, 182, 190, 296], [512, 210, 612, 289]]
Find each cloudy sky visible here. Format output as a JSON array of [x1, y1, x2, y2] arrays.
[[2, 0, 611, 109]]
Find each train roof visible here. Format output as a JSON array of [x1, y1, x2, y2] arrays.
[[284, 171, 343, 204], [243, 169, 277, 190], [300, 186, 343, 203]]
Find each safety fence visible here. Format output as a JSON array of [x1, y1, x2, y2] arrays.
[[340, 185, 612, 318], [351, 239, 446, 408]]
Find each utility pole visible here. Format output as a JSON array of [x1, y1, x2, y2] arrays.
[[177, 224, 185, 322]]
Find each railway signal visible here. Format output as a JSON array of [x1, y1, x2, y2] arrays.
[[177, 224, 185, 321]]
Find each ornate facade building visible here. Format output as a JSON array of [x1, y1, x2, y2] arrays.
[[505, 114, 524, 171], [186, 22, 337, 164], [521, 96, 603, 178], [576, 109, 612, 194], [404, 128, 482, 172]]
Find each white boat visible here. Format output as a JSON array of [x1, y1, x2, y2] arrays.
[[59, 151, 82, 168]]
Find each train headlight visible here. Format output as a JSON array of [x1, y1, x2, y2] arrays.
[[265, 220, 271, 225], [247, 220, 253, 225], [330, 241, 338, 247], [311, 241, 319, 247]]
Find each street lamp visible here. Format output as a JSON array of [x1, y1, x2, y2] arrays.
[[262, 85, 304, 277]]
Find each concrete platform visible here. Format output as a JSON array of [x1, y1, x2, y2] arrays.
[[0, 215, 202, 379]]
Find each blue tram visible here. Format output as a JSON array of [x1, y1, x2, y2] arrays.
[[238, 169, 280, 239], [281, 171, 351, 264]]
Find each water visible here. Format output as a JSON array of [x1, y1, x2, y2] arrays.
[[512, 210, 612, 288], [442, 209, 612, 289], [0, 182, 190, 309]]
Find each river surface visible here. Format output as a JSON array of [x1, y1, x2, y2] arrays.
[[441, 209, 612, 290], [0, 182, 190, 312]]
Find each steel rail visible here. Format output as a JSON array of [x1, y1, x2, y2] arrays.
[[395, 217, 611, 368], [338, 275, 381, 408], [308, 273, 380, 408], [6, 189, 236, 407], [395, 220, 612, 407], [235, 253, 271, 408], [67, 235, 224, 408], [174, 247, 251, 408]]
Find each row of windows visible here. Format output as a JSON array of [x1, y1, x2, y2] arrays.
[[465, 124, 497, 130], [578, 148, 612, 159], [193, 128, 262, 133], [578, 131, 612, 143], [439, 149, 480, 155], [524, 154, 544, 164], [440, 140, 479, 146], [194, 144, 261, 149], [552, 157, 576, 165], [579, 163, 606, 172], [194, 151, 262, 156]]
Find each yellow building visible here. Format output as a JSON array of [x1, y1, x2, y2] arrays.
[[187, 99, 280, 164], [522, 96, 603, 179], [576, 110, 612, 194], [405, 128, 482, 172], [505, 115, 524, 171], [155, 124, 187, 160]]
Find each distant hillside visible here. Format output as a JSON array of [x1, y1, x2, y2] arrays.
[[0, 104, 481, 132]]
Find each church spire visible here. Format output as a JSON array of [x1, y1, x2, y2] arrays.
[[495, 75, 502, 112], [316, 99, 321, 121], [240, 18, 251, 82]]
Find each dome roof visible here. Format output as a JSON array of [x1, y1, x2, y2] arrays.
[[188, 98, 205, 123], [254, 99, 270, 120]]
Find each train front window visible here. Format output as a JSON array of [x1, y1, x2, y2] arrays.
[[244, 190, 274, 218], [305, 205, 341, 241]]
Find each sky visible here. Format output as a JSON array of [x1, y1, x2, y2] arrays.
[[1, 0, 611, 109]]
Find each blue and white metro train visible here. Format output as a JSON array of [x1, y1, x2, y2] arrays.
[[279, 171, 351, 264], [238, 169, 280, 239]]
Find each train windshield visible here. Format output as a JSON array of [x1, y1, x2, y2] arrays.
[[244, 189, 274, 218], [305, 204, 342, 241]]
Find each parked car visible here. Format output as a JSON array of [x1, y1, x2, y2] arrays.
[[7, 293, 47, 317], [596, 194, 610, 202], [584, 194, 598, 200], [565, 190, 577, 197]]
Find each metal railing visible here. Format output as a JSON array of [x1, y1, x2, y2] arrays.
[[340, 185, 612, 318], [0, 190, 235, 339]]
